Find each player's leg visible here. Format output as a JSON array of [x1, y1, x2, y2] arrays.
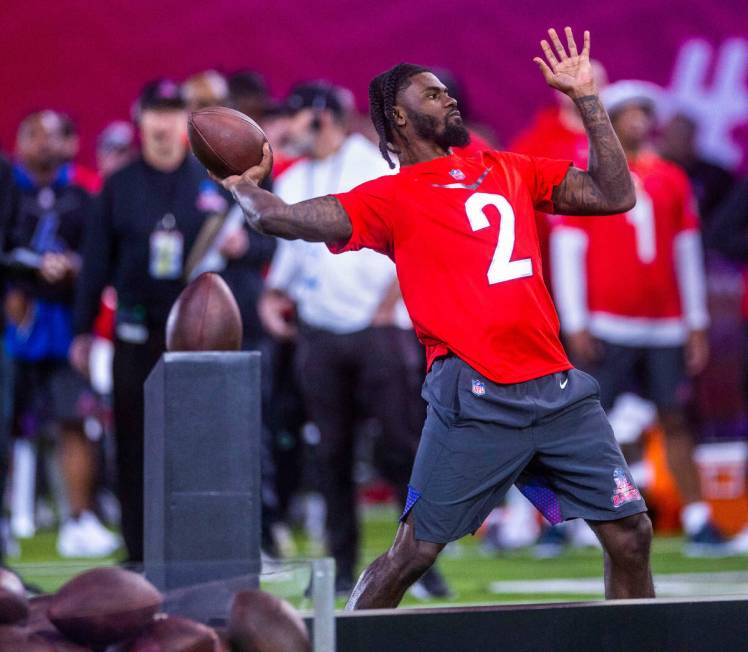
[[349, 356, 536, 609], [588, 513, 654, 598], [527, 368, 653, 598], [359, 326, 451, 598], [347, 512, 445, 609], [646, 346, 725, 550]]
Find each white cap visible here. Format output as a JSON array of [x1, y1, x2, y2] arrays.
[[600, 80, 664, 117]]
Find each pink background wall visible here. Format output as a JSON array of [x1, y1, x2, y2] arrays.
[[1, 1, 746, 167]]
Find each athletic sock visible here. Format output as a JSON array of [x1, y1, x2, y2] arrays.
[[680, 501, 711, 536]]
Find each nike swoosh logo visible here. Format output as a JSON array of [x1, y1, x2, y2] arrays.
[[432, 167, 492, 190], [560, 378, 569, 389]]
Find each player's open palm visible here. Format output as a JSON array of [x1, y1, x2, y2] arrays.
[[534, 27, 596, 98]]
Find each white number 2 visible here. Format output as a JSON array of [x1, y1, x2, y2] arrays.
[[465, 192, 532, 285]]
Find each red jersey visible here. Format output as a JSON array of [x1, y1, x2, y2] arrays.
[[331, 150, 573, 383], [556, 152, 701, 343]]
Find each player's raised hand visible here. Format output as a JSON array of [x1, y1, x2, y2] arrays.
[[534, 27, 596, 99], [214, 142, 274, 192]]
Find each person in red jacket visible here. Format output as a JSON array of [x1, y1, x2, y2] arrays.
[[550, 80, 727, 555]]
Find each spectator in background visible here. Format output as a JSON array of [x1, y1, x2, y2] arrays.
[[707, 178, 748, 554], [550, 81, 726, 555], [658, 110, 735, 227], [96, 121, 136, 179], [58, 114, 101, 195], [227, 70, 272, 122], [0, 154, 16, 565], [182, 70, 229, 112], [4, 110, 118, 557], [70, 80, 230, 563], [227, 70, 300, 178], [258, 82, 450, 598]]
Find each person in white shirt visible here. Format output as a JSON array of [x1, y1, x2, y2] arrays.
[[259, 82, 450, 598]]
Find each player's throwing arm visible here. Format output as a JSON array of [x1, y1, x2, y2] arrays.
[[534, 27, 636, 215]]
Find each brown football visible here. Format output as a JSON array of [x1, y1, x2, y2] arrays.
[[0, 567, 28, 624], [122, 614, 220, 652], [188, 107, 267, 179], [166, 272, 243, 352], [47, 567, 163, 647], [228, 590, 310, 652]]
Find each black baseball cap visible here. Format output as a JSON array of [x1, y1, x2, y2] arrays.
[[137, 79, 186, 112], [283, 81, 348, 118]]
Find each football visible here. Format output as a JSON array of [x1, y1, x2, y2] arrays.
[[188, 107, 268, 179], [228, 590, 310, 652], [47, 567, 163, 647], [122, 614, 220, 652], [166, 272, 243, 352], [0, 567, 28, 624]]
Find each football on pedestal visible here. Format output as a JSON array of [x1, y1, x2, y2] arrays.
[[166, 272, 243, 352]]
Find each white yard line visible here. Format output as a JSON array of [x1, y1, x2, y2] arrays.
[[489, 571, 748, 597]]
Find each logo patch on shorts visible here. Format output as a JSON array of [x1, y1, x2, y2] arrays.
[[611, 467, 641, 508], [471, 379, 486, 396]]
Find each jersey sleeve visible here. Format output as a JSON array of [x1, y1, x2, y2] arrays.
[[328, 174, 396, 257], [493, 151, 572, 213], [526, 155, 574, 213]]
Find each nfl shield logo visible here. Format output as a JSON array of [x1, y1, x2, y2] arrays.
[[471, 379, 486, 396], [449, 169, 466, 181]]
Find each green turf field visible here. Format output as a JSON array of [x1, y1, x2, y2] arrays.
[[8, 505, 748, 607]]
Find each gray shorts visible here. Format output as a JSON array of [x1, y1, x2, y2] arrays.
[[402, 356, 647, 544]]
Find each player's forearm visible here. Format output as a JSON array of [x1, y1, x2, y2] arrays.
[[231, 183, 352, 243], [553, 95, 635, 215], [578, 94, 635, 212]]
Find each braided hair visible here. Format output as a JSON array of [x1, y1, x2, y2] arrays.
[[368, 63, 430, 168]]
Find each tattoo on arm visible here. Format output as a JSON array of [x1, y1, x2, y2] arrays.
[[232, 184, 352, 243], [552, 95, 635, 215]]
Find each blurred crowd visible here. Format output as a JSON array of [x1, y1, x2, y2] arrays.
[[1, 61, 747, 598]]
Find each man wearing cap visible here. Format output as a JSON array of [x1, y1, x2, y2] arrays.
[[259, 81, 450, 598], [96, 121, 136, 179], [69, 80, 233, 563], [550, 80, 726, 554]]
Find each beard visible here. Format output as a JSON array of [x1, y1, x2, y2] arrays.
[[406, 108, 470, 150]]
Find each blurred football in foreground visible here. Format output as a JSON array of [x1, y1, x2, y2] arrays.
[[229, 590, 310, 652], [188, 107, 267, 179], [123, 614, 220, 652], [166, 272, 243, 352], [48, 567, 162, 647], [0, 567, 28, 624]]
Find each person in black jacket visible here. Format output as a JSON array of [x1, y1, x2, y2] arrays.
[[70, 80, 236, 563], [3, 111, 119, 558], [0, 154, 16, 565]]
